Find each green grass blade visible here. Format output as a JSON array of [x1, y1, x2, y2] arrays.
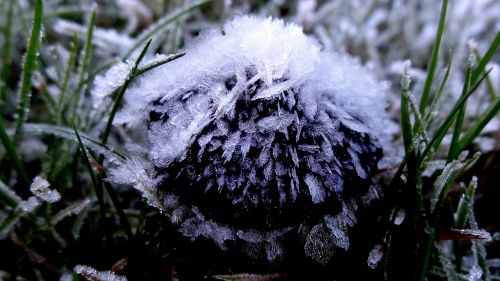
[[420, 152, 480, 281], [99, 45, 184, 148], [41, 89, 57, 121], [419, 228, 436, 281], [0, 119, 30, 188], [417, 69, 491, 168], [57, 35, 78, 124], [71, 120, 106, 218], [14, 0, 43, 141], [101, 41, 185, 148], [101, 38, 153, 145], [136, 52, 186, 76], [423, 51, 452, 128], [418, 0, 448, 115], [451, 36, 500, 153], [401, 63, 413, 153], [51, 199, 91, 225], [22, 123, 126, 160], [454, 177, 476, 229], [71, 8, 96, 120], [470, 32, 499, 85], [457, 96, 500, 153], [472, 46, 497, 99], [0, 0, 15, 116], [0, 180, 20, 208], [447, 62, 472, 162], [123, 0, 211, 59], [102, 180, 133, 240]]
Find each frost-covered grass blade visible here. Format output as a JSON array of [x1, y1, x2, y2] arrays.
[[447, 61, 472, 162], [0, 119, 30, 188], [57, 36, 79, 124], [418, 0, 448, 116], [71, 8, 96, 121], [0, 0, 15, 116], [14, 0, 43, 141]]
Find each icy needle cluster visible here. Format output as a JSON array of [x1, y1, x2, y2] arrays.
[[107, 16, 388, 264]]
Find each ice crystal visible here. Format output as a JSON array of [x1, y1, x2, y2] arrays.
[[367, 244, 384, 269], [106, 16, 388, 264], [19, 197, 40, 213], [30, 176, 60, 203]]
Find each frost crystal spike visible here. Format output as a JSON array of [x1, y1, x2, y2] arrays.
[[104, 16, 388, 264]]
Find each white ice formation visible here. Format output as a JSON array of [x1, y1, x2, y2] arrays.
[[103, 16, 389, 264]]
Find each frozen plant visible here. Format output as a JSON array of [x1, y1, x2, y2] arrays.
[[74, 265, 127, 281], [105, 16, 389, 264], [30, 176, 61, 203]]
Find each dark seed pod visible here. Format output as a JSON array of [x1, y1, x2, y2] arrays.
[[107, 16, 388, 264]]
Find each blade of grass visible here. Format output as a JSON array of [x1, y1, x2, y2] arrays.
[[471, 46, 497, 100], [14, 0, 43, 141], [447, 61, 472, 162], [123, 0, 211, 59], [416, 69, 492, 168], [91, 40, 160, 239], [57, 35, 78, 124], [401, 61, 413, 154], [451, 34, 500, 154], [71, 199, 91, 240], [136, 52, 186, 76], [423, 51, 453, 130], [51, 199, 91, 225], [430, 154, 480, 215], [0, 0, 15, 116], [419, 228, 436, 281], [457, 96, 500, 154], [101, 38, 153, 146], [454, 177, 476, 230], [101, 40, 185, 147], [22, 123, 126, 160], [0, 180, 20, 208], [470, 32, 499, 85], [400, 61, 426, 215], [420, 153, 480, 281], [418, 0, 448, 116], [452, 177, 477, 270], [70, 8, 96, 121], [0, 119, 30, 188], [102, 180, 133, 240], [40, 89, 57, 121], [71, 120, 106, 220]]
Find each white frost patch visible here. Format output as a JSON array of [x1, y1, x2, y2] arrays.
[[114, 15, 321, 129], [102, 16, 390, 264], [466, 265, 483, 281], [30, 176, 61, 203], [74, 265, 127, 281], [19, 197, 40, 213], [367, 244, 384, 269], [106, 157, 164, 212], [305, 173, 325, 203]]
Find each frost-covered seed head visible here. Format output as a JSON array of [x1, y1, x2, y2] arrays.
[[110, 16, 388, 264]]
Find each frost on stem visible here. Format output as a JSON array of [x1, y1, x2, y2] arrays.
[[104, 16, 388, 264]]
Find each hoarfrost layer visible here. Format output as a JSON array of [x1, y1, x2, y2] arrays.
[[104, 16, 389, 264]]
